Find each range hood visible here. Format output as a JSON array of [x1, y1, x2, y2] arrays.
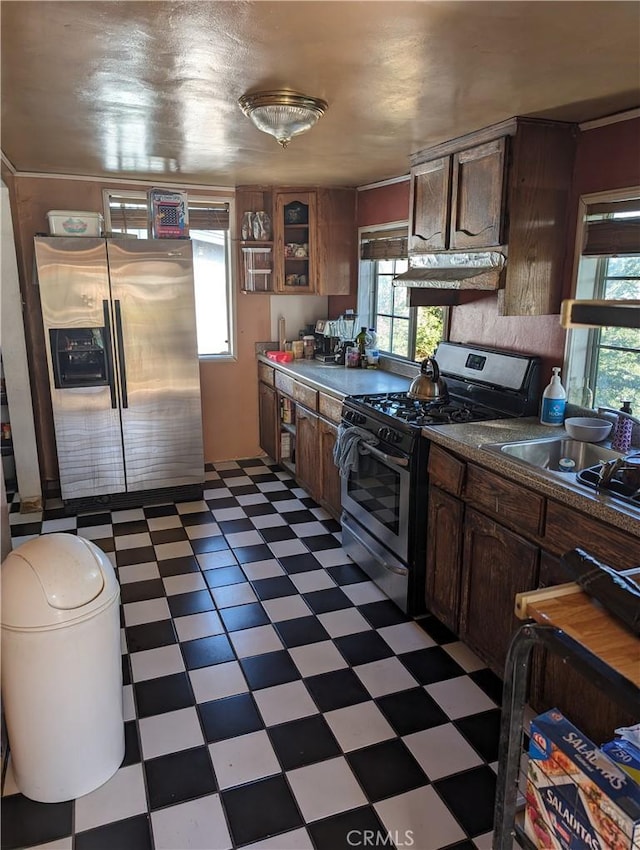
[[392, 251, 506, 290]]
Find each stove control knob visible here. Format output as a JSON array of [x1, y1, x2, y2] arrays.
[[345, 410, 366, 425], [378, 426, 400, 443]]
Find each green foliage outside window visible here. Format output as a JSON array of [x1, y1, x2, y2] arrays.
[[590, 255, 640, 411]]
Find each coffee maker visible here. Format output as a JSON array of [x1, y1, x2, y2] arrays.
[[314, 319, 340, 363]]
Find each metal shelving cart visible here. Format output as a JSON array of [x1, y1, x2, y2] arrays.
[[493, 578, 640, 849]]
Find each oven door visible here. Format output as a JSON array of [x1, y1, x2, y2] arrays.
[[340, 436, 411, 563]]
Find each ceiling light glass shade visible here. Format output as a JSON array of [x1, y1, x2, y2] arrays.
[[238, 91, 328, 148]]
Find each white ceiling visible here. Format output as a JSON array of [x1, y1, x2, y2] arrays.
[[2, 1, 639, 188]]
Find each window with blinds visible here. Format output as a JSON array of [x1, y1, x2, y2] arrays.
[[103, 190, 234, 358], [107, 195, 230, 234], [566, 194, 640, 411], [360, 227, 408, 261], [359, 224, 448, 361]]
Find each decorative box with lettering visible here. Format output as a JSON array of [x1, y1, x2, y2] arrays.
[[526, 709, 640, 850]]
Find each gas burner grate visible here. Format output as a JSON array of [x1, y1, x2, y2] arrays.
[[349, 392, 503, 426]]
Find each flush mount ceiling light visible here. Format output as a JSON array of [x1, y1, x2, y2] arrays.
[[238, 90, 328, 148]]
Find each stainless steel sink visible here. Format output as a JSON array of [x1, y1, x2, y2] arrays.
[[482, 437, 624, 474]]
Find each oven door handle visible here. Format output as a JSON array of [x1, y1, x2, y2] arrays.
[[360, 443, 409, 468]]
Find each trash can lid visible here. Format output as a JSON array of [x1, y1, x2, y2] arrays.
[[1, 533, 119, 629]]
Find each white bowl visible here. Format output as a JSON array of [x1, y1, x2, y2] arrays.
[[564, 417, 613, 442]]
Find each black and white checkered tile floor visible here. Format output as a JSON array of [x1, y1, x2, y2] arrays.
[[2, 458, 504, 850]]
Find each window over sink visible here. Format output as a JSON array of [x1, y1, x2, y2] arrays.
[[565, 190, 640, 412]]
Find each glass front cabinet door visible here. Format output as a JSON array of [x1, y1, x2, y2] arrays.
[[274, 191, 317, 293]]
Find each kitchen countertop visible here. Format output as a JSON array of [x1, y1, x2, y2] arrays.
[[423, 418, 640, 537], [257, 355, 411, 398], [259, 356, 639, 538]]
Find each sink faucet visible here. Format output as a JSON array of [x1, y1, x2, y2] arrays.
[[597, 406, 640, 427]]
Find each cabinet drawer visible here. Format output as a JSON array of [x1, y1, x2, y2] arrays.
[[465, 464, 545, 538], [544, 501, 639, 569], [319, 392, 343, 424], [258, 362, 275, 386], [274, 371, 318, 410], [275, 371, 294, 396], [293, 382, 318, 410], [428, 445, 465, 496]]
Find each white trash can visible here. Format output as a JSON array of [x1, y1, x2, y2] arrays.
[[1, 532, 124, 802]]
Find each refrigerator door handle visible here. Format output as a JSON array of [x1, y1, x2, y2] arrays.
[[114, 300, 129, 409], [102, 299, 118, 409]]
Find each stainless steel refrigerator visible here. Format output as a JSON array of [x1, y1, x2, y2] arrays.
[[35, 237, 204, 505]]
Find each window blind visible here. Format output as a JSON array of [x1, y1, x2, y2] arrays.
[[109, 196, 230, 231], [360, 227, 408, 261], [583, 217, 640, 256]]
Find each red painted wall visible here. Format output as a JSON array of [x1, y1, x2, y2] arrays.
[[561, 117, 640, 299], [328, 179, 411, 315], [357, 179, 410, 227]]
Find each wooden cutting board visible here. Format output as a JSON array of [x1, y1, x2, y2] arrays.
[[515, 582, 640, 687]]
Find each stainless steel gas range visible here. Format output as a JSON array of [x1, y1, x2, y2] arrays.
[[339, 342, 541, 616]]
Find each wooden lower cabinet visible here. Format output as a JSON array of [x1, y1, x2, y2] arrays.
[[258, 381, 278, 461], [529, 551, 637, 743], [425, 485, 464, 632], [427, 442, 638, 741], [459, 507, 539, 676], [295, 405, 320, 502], [258, 364, 345, 519], [319, 418, 341, 518]]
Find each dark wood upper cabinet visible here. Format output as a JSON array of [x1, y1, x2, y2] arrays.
[[407, 117, 577, 316], [409, 157, 451, 252], [450, 138, 506, 249], [237, 186, 356, 296]]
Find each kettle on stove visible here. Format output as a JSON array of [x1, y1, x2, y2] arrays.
[[407, 356, 449, 401]]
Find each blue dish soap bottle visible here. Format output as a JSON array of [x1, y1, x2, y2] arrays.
[[540, 367, 566, 426]]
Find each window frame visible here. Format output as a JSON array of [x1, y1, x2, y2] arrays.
[[358, 222, 449, 364], [102, 188, 236, 361], [565, 186, 640, 409]]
